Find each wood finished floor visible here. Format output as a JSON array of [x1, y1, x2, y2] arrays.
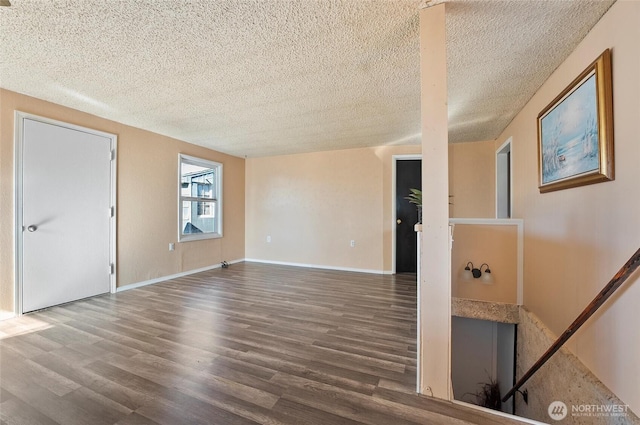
[[0, 262, 524, 425]]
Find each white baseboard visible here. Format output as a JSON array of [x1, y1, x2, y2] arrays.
[[244, 258, 392, 275], [117, 258, 394, 293], [0, 311, 16, 321], [116, 259, 245, 293]]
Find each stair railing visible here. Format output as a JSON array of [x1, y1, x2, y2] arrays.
[[502, 247, 640, 403]]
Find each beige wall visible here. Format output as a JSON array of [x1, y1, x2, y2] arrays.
[[0, 89, 245, 312], [448, 140, 496, 218], [451, 224, 517, 304], [245, 145, 420, 273], [498, 1, 640, 414]]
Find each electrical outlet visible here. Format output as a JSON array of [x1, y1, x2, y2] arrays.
[[169, 243, 175, 251], [350, 240, 355, 248], [266, 235, 271, 243]]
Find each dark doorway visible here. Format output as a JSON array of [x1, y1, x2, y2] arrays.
[[396, 159, 422, 273]]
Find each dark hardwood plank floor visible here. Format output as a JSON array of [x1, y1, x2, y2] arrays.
[[0, 262, 524, 425]]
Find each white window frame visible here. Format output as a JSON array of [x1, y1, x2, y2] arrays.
[[178, 154, 223, 242]]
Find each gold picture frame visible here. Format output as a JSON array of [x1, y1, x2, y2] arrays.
[[537, 49, 614, 193]]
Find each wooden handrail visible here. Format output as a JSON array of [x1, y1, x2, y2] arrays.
[[502, 247, 640, 403]]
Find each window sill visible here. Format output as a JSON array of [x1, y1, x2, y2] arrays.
[[179, 232, 222, 242]]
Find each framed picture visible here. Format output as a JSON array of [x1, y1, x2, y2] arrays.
[[537, 49, 614, 193]]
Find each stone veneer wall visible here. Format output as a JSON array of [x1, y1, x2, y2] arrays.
[[516, 307, 639, 424], [452, 298, 519, 324]]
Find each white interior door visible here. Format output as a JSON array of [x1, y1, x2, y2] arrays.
[[21, 117, 113, 313]]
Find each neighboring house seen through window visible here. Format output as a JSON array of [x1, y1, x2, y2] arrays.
[[179, 154, 222, 241]]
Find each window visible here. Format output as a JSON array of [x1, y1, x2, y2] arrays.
[[178, 154, 222, 241]]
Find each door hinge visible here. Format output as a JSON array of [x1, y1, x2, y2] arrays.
[[110, 150, 115, 161], [110, 263, 115, 275], [110, 206, 115, 217]]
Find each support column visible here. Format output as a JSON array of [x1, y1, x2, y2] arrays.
[[418, 3, 451, 399]]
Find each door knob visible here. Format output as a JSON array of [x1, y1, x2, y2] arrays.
[[397, 219, 402, 224], [27, 225, 38, 232]]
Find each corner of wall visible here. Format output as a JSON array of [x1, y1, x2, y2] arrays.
[[516, 306, 639, 424]]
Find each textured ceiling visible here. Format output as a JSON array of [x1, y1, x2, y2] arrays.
[[0, 0, 615, 158]]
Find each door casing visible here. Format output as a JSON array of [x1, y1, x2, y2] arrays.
[[496, 137, 513, 219], [14, 111, 117, 315]]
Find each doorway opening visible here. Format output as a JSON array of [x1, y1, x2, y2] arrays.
[[392, 155, 422, 274], [496, 138, 512, 219]]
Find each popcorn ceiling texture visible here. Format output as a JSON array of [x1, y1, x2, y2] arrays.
[[0, 0, 614, 157], [445, 0, 614, 143]]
